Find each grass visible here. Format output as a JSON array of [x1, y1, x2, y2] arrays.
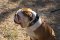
[[0, 0, 60, 40]]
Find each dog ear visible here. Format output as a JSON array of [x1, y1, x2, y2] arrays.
[[22, 11, 33, 21], [22, 8, 33, 17]]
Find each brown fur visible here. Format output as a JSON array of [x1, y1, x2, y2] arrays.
[[32, 21, 56, 40]]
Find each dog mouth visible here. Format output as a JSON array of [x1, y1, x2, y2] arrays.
[[14, 17, 23, 27]]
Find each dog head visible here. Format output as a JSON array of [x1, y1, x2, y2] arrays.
[[14, 8, 37, 28]]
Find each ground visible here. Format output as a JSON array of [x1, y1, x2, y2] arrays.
[[0, 0, 60, 40]]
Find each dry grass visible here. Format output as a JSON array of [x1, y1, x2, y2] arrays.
[[0, 0, 29, 40], [0, 0, 60, 40], [0, 11, 30, 40]]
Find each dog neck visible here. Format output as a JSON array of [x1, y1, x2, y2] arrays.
[[27, 16, 42, 31]]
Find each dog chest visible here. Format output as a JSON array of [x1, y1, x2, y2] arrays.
[[25, 28, 38, 39]]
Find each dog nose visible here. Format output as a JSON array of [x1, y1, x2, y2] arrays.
[[15, 14, 21, 20], [14, 14, 20, 24], [14, 14, 18, 23]]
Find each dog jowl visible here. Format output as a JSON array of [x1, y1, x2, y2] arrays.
[[14, 8, 56, 40]]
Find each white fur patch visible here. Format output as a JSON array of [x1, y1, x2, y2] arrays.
[[52, 29, 55, 36], [25, 18, 42, 39]]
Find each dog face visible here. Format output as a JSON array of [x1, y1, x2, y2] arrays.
[[14, 8, 36, 28]]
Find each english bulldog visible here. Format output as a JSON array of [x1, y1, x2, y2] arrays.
[[14, 8, 56, 40]]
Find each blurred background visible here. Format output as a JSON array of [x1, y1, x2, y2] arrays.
[[0, 0, 60, 40]]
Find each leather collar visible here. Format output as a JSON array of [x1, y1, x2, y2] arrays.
[[29, 14, 39, 27]]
